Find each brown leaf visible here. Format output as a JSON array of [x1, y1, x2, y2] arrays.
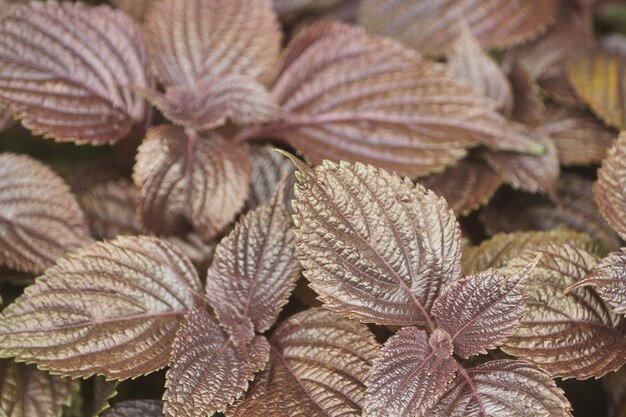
[[358, 0, 559, 55], [0, 1, 150, 144], [420, 160, 501, 216], [0, 359, 78, 417], [164, 308, 269, 417], [501, 243, 626, 379], [228, 308, 379, 417], [165, 233, 216, 273], [430, 360, 571, 416], [291, 157, 462, 326], [246, 145, 295, 209], [0, 236, 202, 379], [111, 0, 157, 21], [144, 0, 281, 88], [205, 186, 300, 343], [272, 0, 340, 16], [0, 153, 91, 274], [133, 125, 251, 242], [507, 61, 545, 127], [243, 21, 543, 177], [595, 132, 626, 240], [102, 400, 163, 417], [85, 376, 118, 417]]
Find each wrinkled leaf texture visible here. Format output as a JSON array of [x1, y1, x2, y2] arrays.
[[246, 145, 294, 209], [102, 400, 163, 417], [594, 132, 626, 240]]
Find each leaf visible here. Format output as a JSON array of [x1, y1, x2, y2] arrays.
[[420, 160, 501, 216], [228, 308, 379, 417], [507, 61, 545, 127], [0, 359, 77, 417], [594, 132, 626, 240], [272, 0, 340, 16], [501, 243, 626, 379], [0, 1, 150, 144], [133, 125, 251, 242], [291, 158, 462, 325], [244, 21, 543, 177], [357, 0, 559, 55], [0, 236, 202, 379], [205, 185, 300, 344], [165, 233, 216, 272], [569, 249, 626, 315], [430, 360, 571, 417], [365, 327, 456, 417], [432, 257, 538, 358], [0, 153, 91, 274], [447, 23, 513, 115], [111, 0, 157, 21], [79, 180, 143, 240], [141, 74, 283, 131], [144, 0, 281, 88], [102, 400, 163, 417], [567, 48, 626, 129], [246, 145, 295, 209], [164, 308, 269, 417], [84, 376, 118, 417]]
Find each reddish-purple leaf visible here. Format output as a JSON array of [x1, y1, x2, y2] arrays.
[[103, 400, 164, 417], [144, 0, 281, 88], [246, 145, 295, 209], [164, 308, 269, 417], [365, 327, 456, 417], [290, 157, 462, 326], [228, 308, 379, 417], [594, 132, 626, 240], [133, 125, 251, 242], [0, 1, 151, 144], [0, 236, 202, 379], [430, 360, 571, 416], [0, 153, 91, 274]]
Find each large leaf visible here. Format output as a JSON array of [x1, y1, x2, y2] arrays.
[[228, 308, 379, 417], [144, 0, 281, 88], [246, 145, 294, 209], [164, 308, 269, 417], [133, 125, 251, 242], [0, 1, 150, 144], [430, 360, 571, 416], [0, 359, 77, 417], [431, 258, 538, 358], [205, 186, 300, 343], [290, 157, 462, 325], [0, 153, 91, 274], [365, 327, 457, 417], [102, 400, 163, 417], [358, 0, 559, 55], [502, 243, 626, 379], [242, 21, 542, 177], [595, 132, 626, 240], [0, 236, 202, 379]]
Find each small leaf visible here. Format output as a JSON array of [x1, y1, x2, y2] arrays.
[[595, 132, 626, 240], [0, 153, 91, 274], [0, 1, 151, 143], [205, 185, 300, 342], [507, 61, 545, 127], [164, 308, 269, 417], [102, 400, 163, 417], [229, 308, 379, 417], [502, 243, 626, 379], [365, 327, 456, 417], [358, 0, 559, 55], [272, 0, 340, 16], [133, 125, 251, 242], [0, 359, 78, 417], [432, 257, 538, 358], [111, 0, 157, 21], [144, 0, 281, 88], [85, 376, 118, 417], [246, 145, 295, 209], [420, 160, 502, 216], [430, 360, 571, 417], [0, 236, 202, 379], [291, 158, 462, 325]]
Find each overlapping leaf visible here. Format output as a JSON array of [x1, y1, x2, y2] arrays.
[[272, 0, 340, 16], [429, 360, 571, 416], [358, 0, 559, 55], [84, 376, 118, 417], [164, 308, 269, 417], [246, 145, 294, 209], [111, 0, 157, 21], [594, 132, 626, 240], [507, 61, 545, 127], [103, 400, 163, 417], [144, 0, 281, 88], [229, 308, 379, 417], [290, 157, 462, 325], [0, 153, 91, 274], [0, 236, 202, 379], [420, 160, 501, 216], [205, 186, 300, 343], [246, 21, 542, 177], [502, 243, 626, 379], [0, 1, 150, 143], [0, 360, 77, 417], [133, 125, 251, 242]]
